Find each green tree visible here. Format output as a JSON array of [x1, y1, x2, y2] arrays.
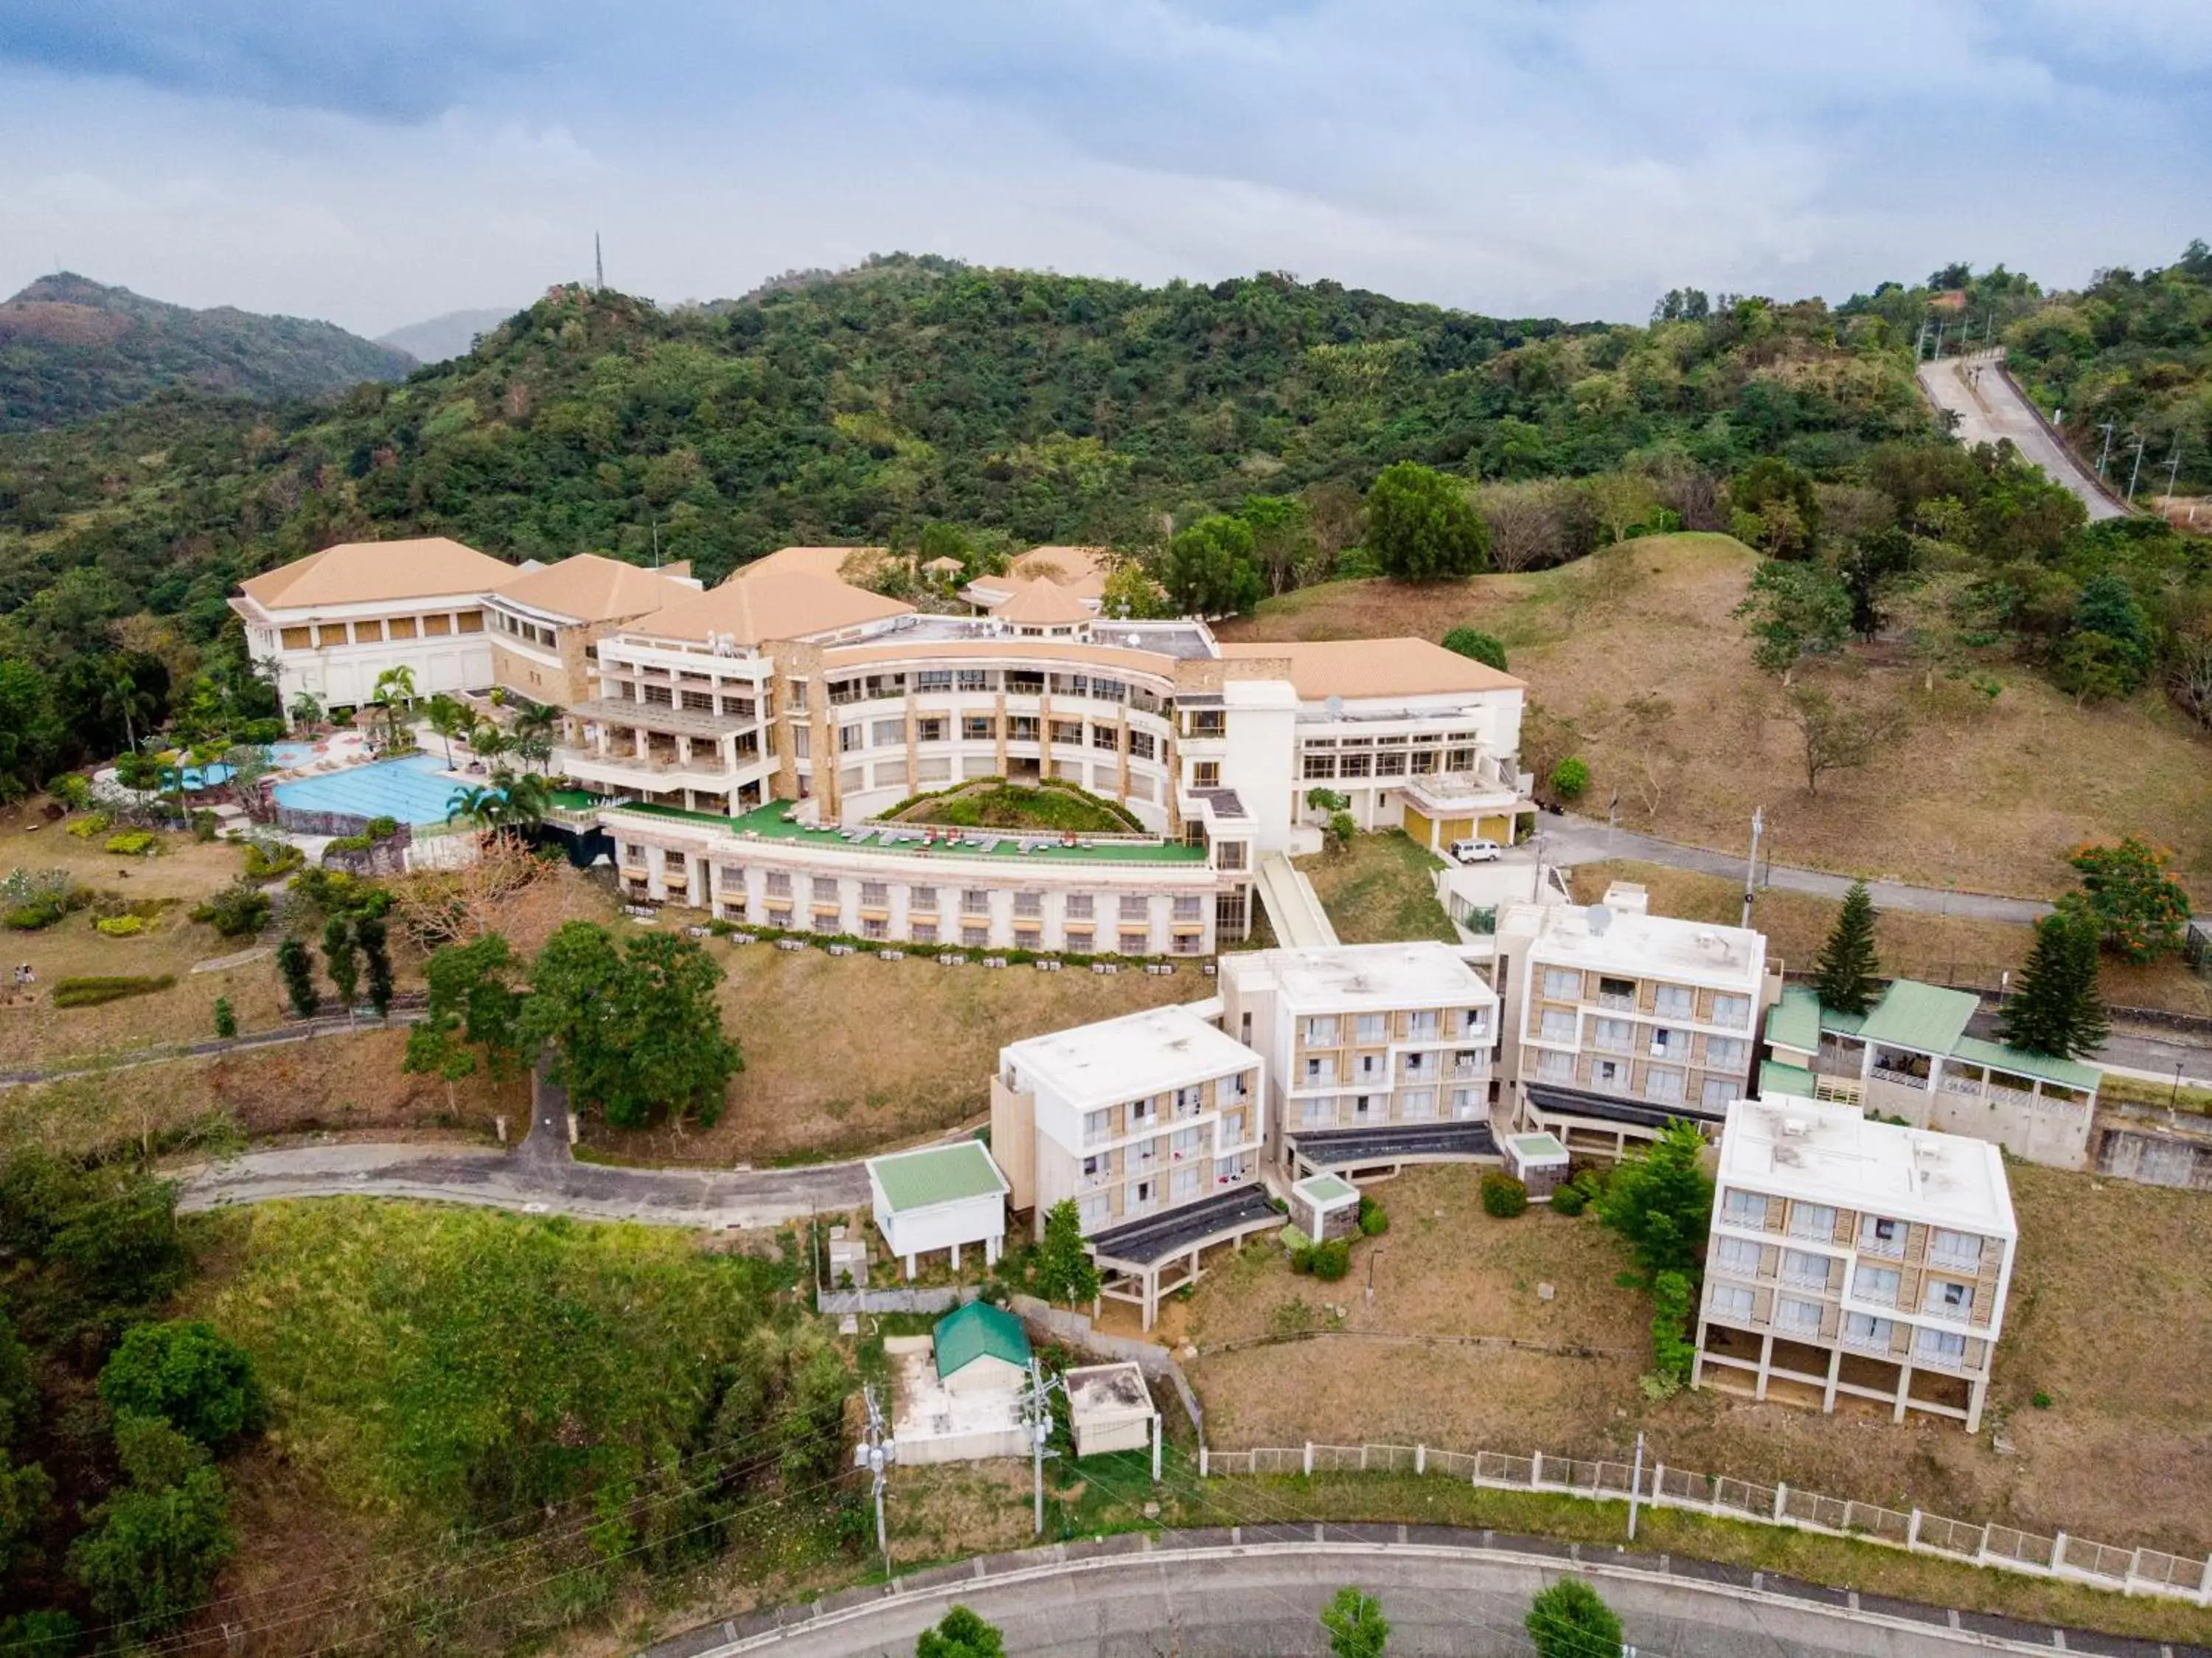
[[357, 915, 394, 1016], [212, 997, 236, 1039], [66, 1415, 234, 1636], [778, 1342, 853, 1488], [274, 936, 320, 1019], [1321, 1585, 1390, 1657], [1526, 1575, 1624, 1657], [97, 1319, 268, 1449], [369, 665, 417, 750], [1839, 527, 1914, 640], [0, 659, 61, 803], [1728, 457, 1821, 555], [1548, 757, 1589, 800], [404, 933, 526, 1106], [1161, 515, 1262, 617], [1733, 560, 1851, 674], [2066, 838, 2192, 962], [916, 1605, 1006, 1658], [96, 656, 160, 755], [1441, 627, 1508, 670], [1998, 905, 2109, 1059], [1813, 879, 1881, 1015], [321, 915, 360, 1010], [1366, 461, 1489, 581], [424, 693, 472, 767], [521, 923, 742, 1128], [1595, 1120, 1711, 1280], [1241, 493, 1315, 596], [1099, 558, 1166, 620], [1032, 1199, 1101, 1308], [1783, 682, 1902, 795], [0, 1612, 78, 1658], [2066, 575, 2152, 691], [288, 690, 324, 731]]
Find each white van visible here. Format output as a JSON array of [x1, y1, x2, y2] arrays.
[[1448, 837, 1503, 864]]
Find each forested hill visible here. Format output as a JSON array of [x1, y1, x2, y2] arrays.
[[0, 273, 413, 433], [0, 254, 1934, 634]]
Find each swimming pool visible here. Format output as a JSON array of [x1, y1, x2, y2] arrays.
[[274, 755, 469, 825], [180, 740, 322, 791]]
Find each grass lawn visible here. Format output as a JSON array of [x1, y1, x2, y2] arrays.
[[1571, 860, 2212, 1018], [585, 932, 1198, 1167], [888, 780, 1139, 835], [1296, 830, 1458, 944], [1221, 533, 2212, 903], [1180, 1163, 2212, 1564]]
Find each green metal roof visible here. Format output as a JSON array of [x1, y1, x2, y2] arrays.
[[607, 799, 1208, 866], [1764, 985, 1822, 1053], [869, 1140, 1007, 1213], [1855, 979, 1978, 1055], [1293, 1173, 1357, 1205], [1818, 1006, 1867, 1037], [1947, 1036, 2100, 1092], [1759, 1060, 1818, 1099], [933, 1301, 1031, 1379]]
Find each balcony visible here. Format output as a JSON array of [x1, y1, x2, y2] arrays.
[[572, 696, 755, 739], [1840, 1325, 1895, 1359], [1596, 991, 1635, 1013]]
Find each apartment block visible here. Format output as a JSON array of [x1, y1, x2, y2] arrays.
[[481, 552, 701, 710], [991, 1004, 1275, 1328], [1218, 940, 1500, 1179], [1695, 1096, 2017, 1432], [1497, 882, 1770, 1159], [1763, 980, 2100, 1170]]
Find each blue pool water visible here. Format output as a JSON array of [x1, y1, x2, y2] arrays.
[[274, 754, 467, 825], [180, 740, 321, 791]]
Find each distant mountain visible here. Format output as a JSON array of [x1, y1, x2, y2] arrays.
[[376, 308, 515, 364], [0, 274, 412, 431]]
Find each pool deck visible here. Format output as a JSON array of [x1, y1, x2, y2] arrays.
[[603, 799, 1211, 867]]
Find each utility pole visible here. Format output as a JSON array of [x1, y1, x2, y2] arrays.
[[594, 232, 605, 291], [1021, 1359, 1063, 1536], [2127, 437, 2147, 504], [855, 1384, 897, 1572], [1627, 1431, 1646, 1541], [2096, 422, 2117, 479], [1913, 318, 1929, 361], [1739, 807, 1763, 930], [2164, 441, 2184, 507]]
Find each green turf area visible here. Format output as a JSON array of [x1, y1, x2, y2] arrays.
[[891, 781, 1139, 835], [608, 799, 1208, 865], [1298, 830, 1458, 943]]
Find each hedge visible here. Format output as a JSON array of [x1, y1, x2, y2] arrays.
[[52, 974, 177, 1008]]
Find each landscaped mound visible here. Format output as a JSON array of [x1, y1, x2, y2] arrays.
[[885, 777, 1141, 835]]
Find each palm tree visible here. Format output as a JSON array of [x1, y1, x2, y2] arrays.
[[468, 718, 512, 771], [493, 771, 551, 828], [370, 666, 417, 752], [424, 693, 470, 768], [288, 690, 324, 732], [99, 662, 158, 757], [445, 785, 499, 830]]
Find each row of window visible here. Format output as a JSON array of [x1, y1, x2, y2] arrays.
[[1705, 1286, 1974, 1364], [757, 872, 1189, 920], [1531, 1049, 1735, 1109], [1301, 1010, 1486, 1047], [277, 611, 484, 651], [1303, 1050, 1489, 1086], [824, 668, 1166, 710], [1717, 1190, 1989, 1270], [1533, 1010, 1748, 1069], [837, 715, 1156, 760], [1711, 1238, 1980, 1318], [1301, 749, 1474, 780], [1295, 1089, 1485, 1126], [1075, 1159, 1253, 1230], [1537, 970, 1755, 1029]]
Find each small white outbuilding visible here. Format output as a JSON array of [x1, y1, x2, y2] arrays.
[[1065, 1362, 1159, 1458], [866, 1140, 1009, 1280]]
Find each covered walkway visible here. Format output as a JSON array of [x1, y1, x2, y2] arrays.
[[1254, 853, 1338, 948]]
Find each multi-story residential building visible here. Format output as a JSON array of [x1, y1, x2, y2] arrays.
[[229, 536, 519, 710], [1218, 941, 1500, 1179], [1694, 1095, 2017, 1433], [480, 553, 702, 710], [1761, 980, 2100, 1170], [991, 1004, 1275, 1328], [1496, 882, 1772, 1159]]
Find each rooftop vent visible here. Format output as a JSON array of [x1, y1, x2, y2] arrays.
[[1585, 904, 1612, 936], [1781, 1115, 1808, 1137]]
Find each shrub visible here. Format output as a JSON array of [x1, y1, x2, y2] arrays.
[[213, 999, 236, 1039], [364, 816, 400, 841], [3, 904, 62, 932], [51, 975, 176, 1008], [1480, 1172, 1528, 1218], [1441, 627, 1509, 670], [1356, 1196, 1389, 1237], [51, 774, 91, 811], [66, 813, 111, 840], [94, 915, 147, 937], [191, 881, 271, 940], [2032, 1390, 2053, 1409], [1649, 1269, 1694, 1386], [1549, 1183, 1587, 1218], [288, 867, 390, 920], [1548, 757, 1590, 800], [190, 811, 218, 843], [103, 832, 156, 857], [1288, 1244, 1316, 1275], [241, 839, 302, 880], [98, 1320, 268, 1449], [1309, 1238, 1352, 1281]]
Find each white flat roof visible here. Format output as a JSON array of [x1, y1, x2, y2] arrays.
[[1225, 940, 1496, 1010], [1717, 1096, 2015, 1238], [1507, 898, 1764, 992], [1002, 1003, 1256, 1109], [1065, 1362, 1157, 1423]]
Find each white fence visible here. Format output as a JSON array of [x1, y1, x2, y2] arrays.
[[1199, 1441, 2212, 1607]]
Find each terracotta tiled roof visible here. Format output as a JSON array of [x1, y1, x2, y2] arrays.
[[990, 577, 1094, 625], [490, 553, 697, 623], [237, 537, 517, 610], [627, 569, 912, 645], [1218, 637, 1525, 699]]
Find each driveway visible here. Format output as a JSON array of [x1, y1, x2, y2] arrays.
[[1916, 353, 2127, 521]]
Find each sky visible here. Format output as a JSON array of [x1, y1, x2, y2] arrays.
[[2, 1, 2208, 339]]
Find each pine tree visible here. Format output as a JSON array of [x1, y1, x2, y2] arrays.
[[1814, 879, 1881, 1015], [1999, 906, 2110, 1059], [1032, 1199, 1101, 1308], [356, 917, 393, 1018], [274, 937, 319, 1019], [321, 916, 359, 1010]]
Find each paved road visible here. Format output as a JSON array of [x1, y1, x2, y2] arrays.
[[175, 1062, 869, 1229], [653, 1536, 2205, 1657], [1917, 354, 2126, 521]]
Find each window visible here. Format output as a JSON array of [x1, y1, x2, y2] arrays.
[[1857, 1215, 1903, 1255], [1593, 1017, 1634, 1052], [1929, 1229, 1983, 1271], [1338, 752, 1371, 779], [1171, 1166, 1200, 1202], [1013, 891, 1043, 919], [1408, 1010, 1439, 1041], [1708, 1284, 1755, 1322], [1781, 1249, 1829, 1288], [860, 881, 888, 906], [1351, 1094, 1377, 1121], [1705, 1036, 1747, 1071], [915, 670, 953, 694], [909, 886, 938, 912], [1079, 1192, 1108, 1229], [1172, 895, 1204, 921], [1916, 1328, 1968, 1365], [862, 917, 889, 940], [1118, 930, 1148, 954], [915, 717, 947, 743], [1923, 1279, 1974, 1319], [1356, 1013, 1386, 1044], [1714, 993, 1753, 1030], [1852, 1265, 1902, 1306], [1714, 1236, 1762, 1276], [1542, 968, 1582, 1001], [1192, 760, 1221, 789], [1094, 726, 1121, 752], [1721, 1189, 1769, 1227], [1301, 1096, 1335, 1128], [1598, 976, 1635, 1007], [764, 871, 792, 898], [1304, 1016, 1340, 1047], [1065, 894, 1093, 920], [1700, 1078, 1737, 1110], [1301, 753, 1338, 780], [961, 889, 990, 914], [1538, 1007, 1576, 1041], [1120, 895, 1150, 920], [1051, 720, 1084, 746], [1789, 1202, 1837, 1241], [956, 669, 990, 693], [961, 925, 988, 948], [1641, 1066, 1683, 1104], [1776, 1296, 1823, 1335], [1450, 1088, 1480, 1119], [1536, 1049, 1574, 1082], [1593, 1058, 1627, 1092], [961, 715, 995, 742], [872, 718, 904, 747], [1128, 731, 1155, 760], [1843, 1312, 1893, 1350], [1304, 1057, 1335, 1084], [1654, 984, 1694, 1019], [812, 877, 840, 903], [911, 921, 938, 945], [1647, 1027, 1683, 1058], [1400, 1088, 1436, 1121]]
